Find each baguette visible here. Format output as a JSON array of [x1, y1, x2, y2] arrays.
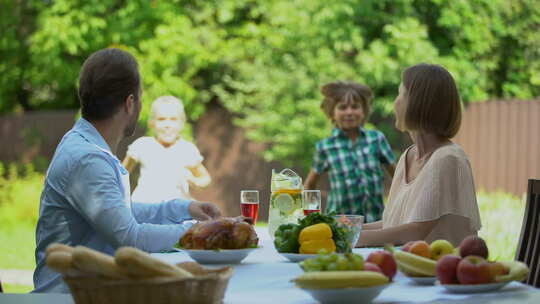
[[72, 246, 128, 279], [115, 247, 193, 279], [46, 243, 74, 256], [46, 251, 86, 277]]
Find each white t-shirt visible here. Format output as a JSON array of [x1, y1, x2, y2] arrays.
[[382, 143, 482, 246], [126, 136, 203, 203]]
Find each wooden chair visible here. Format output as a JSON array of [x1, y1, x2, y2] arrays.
[[516, 179, 540, 287]]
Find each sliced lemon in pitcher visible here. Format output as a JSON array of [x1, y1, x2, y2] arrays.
[[273, 193, 295, 214]]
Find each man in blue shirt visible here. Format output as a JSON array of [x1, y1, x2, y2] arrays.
[[33, 48, 221, 293]]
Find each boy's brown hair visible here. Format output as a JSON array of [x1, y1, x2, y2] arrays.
[[402, 63, 462, 138], [320, 81, 373, 125]]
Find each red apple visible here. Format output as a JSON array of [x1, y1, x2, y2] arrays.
[[459, 235, 489, 259], [367, 250, 397, 280], [457, 255, 494, 284], [402, 241, 415, 252], [436, 255, 461, 284], [364, 262, 383, 274]]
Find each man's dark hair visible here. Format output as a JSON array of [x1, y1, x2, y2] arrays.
[[78, 48, 140, 121]]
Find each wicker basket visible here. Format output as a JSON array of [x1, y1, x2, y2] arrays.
[[65, 262, 233, 304]]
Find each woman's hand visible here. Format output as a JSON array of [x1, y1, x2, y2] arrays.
[[356, 219, 439, 247], [362, 220, 383, 230]]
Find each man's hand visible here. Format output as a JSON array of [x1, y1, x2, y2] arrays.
[[188, 201, 221, 221]]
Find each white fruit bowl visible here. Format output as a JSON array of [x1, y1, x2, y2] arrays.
[[300, 284, 389, 304]]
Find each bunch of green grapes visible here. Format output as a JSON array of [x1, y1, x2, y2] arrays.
[[300, 253, 364, 272]]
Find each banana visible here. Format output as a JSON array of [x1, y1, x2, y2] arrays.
[[394, 250, 437, 277], [495, 261, 529, 283], [396, 261, 431, 277], [293, 271, 389, 289]]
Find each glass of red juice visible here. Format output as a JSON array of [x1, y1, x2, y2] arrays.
[[240, 190, 259, 224], [303, 190, 321, 216]]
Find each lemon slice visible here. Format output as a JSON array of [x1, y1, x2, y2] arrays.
[[274, 193, 294, 214]]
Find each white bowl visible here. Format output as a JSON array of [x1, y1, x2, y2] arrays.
[[279, 252, 319, 263], [439, 281, 511, 293], [406, 276, 437, 285], [184, 248, 257, 264], [301, 284, 389, 304]]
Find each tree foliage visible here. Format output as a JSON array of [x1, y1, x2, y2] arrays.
[[1, 0, 539, 168]]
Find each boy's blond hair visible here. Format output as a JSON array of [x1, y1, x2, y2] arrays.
[[149, 96, 187, 124], [320, 81, 373, 125]]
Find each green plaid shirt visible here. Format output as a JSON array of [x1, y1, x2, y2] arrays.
[[312, 127, 395, 222]]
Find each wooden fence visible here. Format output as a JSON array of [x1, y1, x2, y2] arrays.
[[1, 99, 539, 217], [454, 100, 540, 197]]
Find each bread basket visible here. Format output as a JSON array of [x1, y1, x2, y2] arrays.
[[65, 262, 233, 304]]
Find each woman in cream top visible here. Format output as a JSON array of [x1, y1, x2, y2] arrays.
[[358, 63, 482, 247], [382, 143, 481, 246]]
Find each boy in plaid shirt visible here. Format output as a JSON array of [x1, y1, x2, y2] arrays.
[[304, 81, 396, 222]]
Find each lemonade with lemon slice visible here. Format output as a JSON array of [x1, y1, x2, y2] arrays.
[[268, 169, 304, 239]]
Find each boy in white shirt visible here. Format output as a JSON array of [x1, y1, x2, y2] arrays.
[[123, 96, 211, 202]]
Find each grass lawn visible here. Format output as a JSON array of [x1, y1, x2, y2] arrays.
[[255, 221, 267, 228], [2, 283, 33, 293], [0, 224, 35, 293], [477, 191, 525, 261], [0, 224, 36, 270]]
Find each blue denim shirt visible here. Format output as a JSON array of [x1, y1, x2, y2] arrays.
[[33, 118, 193, 293]]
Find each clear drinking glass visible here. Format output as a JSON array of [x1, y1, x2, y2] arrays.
[[302, 190, 321, 216], [333, 214, 365, 249], [240, 190, 259, 224]]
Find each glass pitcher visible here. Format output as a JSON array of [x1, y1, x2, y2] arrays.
[[267, 169, 303, 239]]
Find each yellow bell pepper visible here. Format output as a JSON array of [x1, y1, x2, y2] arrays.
[[298, 223, 336, 254]]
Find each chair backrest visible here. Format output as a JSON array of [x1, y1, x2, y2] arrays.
[[516, 179, 540, 287]]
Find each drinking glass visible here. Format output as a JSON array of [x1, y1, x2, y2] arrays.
[[333, 214, 365, 249], [302, 190, 321, 216], [240, 190, 260, 224]]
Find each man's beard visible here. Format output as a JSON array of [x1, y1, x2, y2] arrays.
[[123, 113, 138, 138]]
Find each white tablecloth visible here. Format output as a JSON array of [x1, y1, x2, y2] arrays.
[[1, 227, 539, 304], [152, 228, 538, 304]]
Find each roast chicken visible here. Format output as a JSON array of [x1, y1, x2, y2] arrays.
[[180, 216, 259, 250]]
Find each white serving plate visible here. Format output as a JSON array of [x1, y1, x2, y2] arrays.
[[439, 281, 511, 293], [279, 252, 319, 263], [406, 276, 437, 285], [184, 247, 257, 264]]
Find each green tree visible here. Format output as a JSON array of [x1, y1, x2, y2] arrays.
[[1, 0, 539, 169], [0, 0, 45, 112]]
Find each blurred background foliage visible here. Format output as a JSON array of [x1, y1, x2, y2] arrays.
[[1, 0, 538, 293], [1, 0, 539, 169]]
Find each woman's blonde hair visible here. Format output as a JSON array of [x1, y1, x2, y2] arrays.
[[320, 81, 373, 124], [149, 96, 187, 123], [402, 63, 462, 138]]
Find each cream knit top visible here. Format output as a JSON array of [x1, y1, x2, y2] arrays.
[[382, 143, 482, 246]]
